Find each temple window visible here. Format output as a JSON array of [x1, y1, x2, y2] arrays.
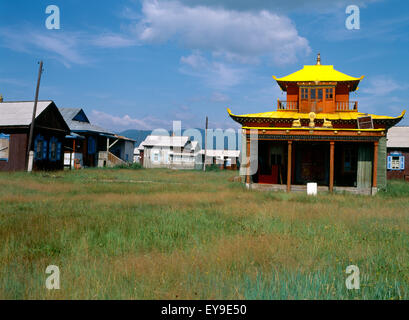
[[310, 88, 316, 99], [301, 88, 308, 99], [325, 88, 334, 99], [318, 88, 323, 100]]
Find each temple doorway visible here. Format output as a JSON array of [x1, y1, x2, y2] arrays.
[[294, 142, 329, 186]]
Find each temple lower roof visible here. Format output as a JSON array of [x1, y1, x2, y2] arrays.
[[241, 126, 385, 132], [227, 108, 405, 128], [227, 108, 405, 121]]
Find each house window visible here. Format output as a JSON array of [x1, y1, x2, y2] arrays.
[[48, 137, 61, 162], [153, 153, 159, 162], [49, 137, 57, 161], [35, 140, 43, 159], [325, 88, 333, 99], [34, 135, 47, 160], [0, 133, 10, 161], [391, 157, 400, 169], [387, 153, 405, 170]]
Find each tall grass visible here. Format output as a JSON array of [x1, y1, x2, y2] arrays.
[[0, 169, 408, 299], [379, 179, 409, 198]]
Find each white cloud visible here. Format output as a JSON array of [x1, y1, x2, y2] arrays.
[[180, 52, 246, 88], [0, 1, 313, 69], [177, 0, 380, 13], [35, 33, 88, 66], [90, 109, 171, 131], [0, 28, 88, 67], [89, 106, 239, 131], [361, 77, 408, 96], [0, 78, 30, 87], [0, 28, 138, 67], [134, 0, 311, 65], [211, 92, 230, 103], [180, 52, 207, 69], [91, 33, 137, 48], [357, 76, 407, 117]]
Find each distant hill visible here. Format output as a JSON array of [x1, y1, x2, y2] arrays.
[[119, 129, 240, 150], [118, 129, 152, 147]]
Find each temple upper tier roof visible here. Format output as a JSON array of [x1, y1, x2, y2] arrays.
[[273, 65, 364, 91]]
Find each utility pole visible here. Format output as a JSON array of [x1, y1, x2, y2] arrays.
[[203, 116, 208, 171], [27, 61, 44, 172]]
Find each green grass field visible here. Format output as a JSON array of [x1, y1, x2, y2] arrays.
[[0, 168, 408, 299]]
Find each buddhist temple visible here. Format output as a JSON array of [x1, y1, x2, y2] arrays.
[[228, 54, 405, 195]]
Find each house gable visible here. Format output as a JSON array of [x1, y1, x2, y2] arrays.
[[35, 102, 70, 133], [73, 109, 90, 123]]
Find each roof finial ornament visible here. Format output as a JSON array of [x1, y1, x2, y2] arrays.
[[316, 53, 321, 65]]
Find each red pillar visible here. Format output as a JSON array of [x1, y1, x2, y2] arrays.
[[246, 134, 251, 184], [287, 141, 292, 192], [330, 141, 335, 192]]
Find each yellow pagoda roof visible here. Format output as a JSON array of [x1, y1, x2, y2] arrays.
[[227, 108, 405, 121], [273, 65, 364, 91], [274, 65, 363, 83]]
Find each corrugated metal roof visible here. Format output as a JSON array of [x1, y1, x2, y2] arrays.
[[137, 141, 145, 150], [66, 132, 85, 139], [59, 108, 83, 123], [0, 100, 53, 126], [59, 107, 114, 135], [387, 126, 409, 148], [142, 135, 189, 147], [201, 149, 240, 157], [114, 134, 135, 142]]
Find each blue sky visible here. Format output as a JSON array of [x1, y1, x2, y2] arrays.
[[0, 0, 408, 132]]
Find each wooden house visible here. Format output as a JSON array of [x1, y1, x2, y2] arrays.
[[139, 135, 201, 169], [133, 147, 141, 164], [201, 149, 240, 170], [59, 108, 135, 168], [228, 54, 405, 195], [386, 126, 409, 181], [0, 100, 70, 171]]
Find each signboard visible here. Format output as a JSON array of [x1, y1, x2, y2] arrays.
[[357, 116, 373, 129]]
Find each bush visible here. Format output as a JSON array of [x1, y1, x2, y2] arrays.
[[206, 164, 221, 171], [112, 162, 143, 170], [130, 162, 143, 170]]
